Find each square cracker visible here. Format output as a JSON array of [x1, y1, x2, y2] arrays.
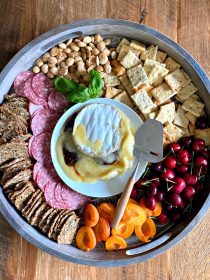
[[105, 87, 122, 99], [144, 59, 166, 75], [148, 65, 169, 86], [164, 69, 191, 91], [103, 73, 121, 87], [119, 75, 135, 95], [151, 82, 176, 104], [155, 102, 176, 124], [181, 97, 204, 117], [113, 91, 134, 108], [194, 128, 210, 145], [164, 57, 181, 73], [185, 111, 197, 125], [140, 45, 158, 61], [173, 105, 189, 128], [120, 51, 141, 69], [116, 38, 130, 53], [131, 89, 157, 114], [188, 123, 195, 136], [127, 64, 149, 90], [180, 127, 190, 137], [156, 51, 167, 63], [130, 40, 146, 53], [117, 44, 140, 60], [164, 122, 185, 142], [176, 82, 197, 101]]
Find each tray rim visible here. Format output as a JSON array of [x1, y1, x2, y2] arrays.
[[0, 18, 209, 267]]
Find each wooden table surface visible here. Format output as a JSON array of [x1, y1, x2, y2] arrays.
[[0, 0, 209, 279]]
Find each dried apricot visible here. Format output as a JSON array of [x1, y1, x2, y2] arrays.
[[97, 202, 115, 223], [112, 221, 134, 239], [139, 197, 162, 217], [135, 217, 156, 243], [76, 226, 96, 251], [83, 203, 99, 227], [122, 204, 147, 225], [105, 236, 127, 251], [93, 217, 110, 242]]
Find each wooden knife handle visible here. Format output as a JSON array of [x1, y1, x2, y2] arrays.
[[111, 176, 135, 229]]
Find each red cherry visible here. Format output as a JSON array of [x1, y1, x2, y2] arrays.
[[195, 116, 208, 129], [161, 169, 175, 180], [169, 143, 181, 152], [176, 165, 188, 174], [179, 199, 187, 209], [151, 162, 163, 173], [144, 196, 156, 210], [164, 155, 177, 169], [195, 156, 208, 168], [130, 187, 138, 199], [135, 178, 148, 189], [165, 204, 173, 212], [183, 173, 198, 185], [155, 191, 164, 202], [192, 166, 207, 177], [183, 186, 196, 200], [170, 209, 181, 222], [158, 212, 168, 225], [169, 193, 183, 207], [192, 139, 205, 152], [147, 185, 157, 196], [177, 150, 191, 164], [180, 136, 193, 147], [194, 181, 203, 192], [171, 178, 186, 193], [199, 149, 209, 159]]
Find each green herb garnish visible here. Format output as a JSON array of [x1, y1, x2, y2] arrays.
[[54, 69, 103, 103]]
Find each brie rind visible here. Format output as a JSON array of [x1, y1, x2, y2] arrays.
[[73, 104, 122, 158]]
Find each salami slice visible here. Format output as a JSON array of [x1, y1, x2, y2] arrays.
[[14, 71, 34, 96], [44, 180, 66, 209], [30, 108, 60, 135], [48, 91, 69, 113], [33, 162, 43, 182], [61, 184, 89, 210], [29, 102, 44, 116], [30, 132, 52, 164], [36, 165, 58, 191], [54, 183, 68, 208], [28, 135, 35, 157], [31, 73, 53, 100], [23, 77, 47, 105]]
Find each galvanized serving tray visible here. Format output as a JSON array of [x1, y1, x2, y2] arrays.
[[0, 19, 209, 267]]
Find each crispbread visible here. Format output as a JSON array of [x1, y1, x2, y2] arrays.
[[173, 105, 189, 128], [116, 38, 130, 53], [30, 202, 47, 226], [164, 69, 191, 91], [127, 64, 149, 90], [148, 65, 169, 86], [120, 51, 141, 69], [130, 40, 146, 53], [103, 73, 121, 87], [163, 122, 184, 142], [151, 82, 176, 103], [57, 214, 80, 244], [155, 51, 167, 63], [194, 128, 210, 145], [176, 82, 197, 101], [131, 90, 157, 114], [155, 102, 176, 124], [105, 87, 122, 99], [3, 169, 32, 189], [140, 45, 158, 61], [119, 75, 135, 95], [164, 57, 181, 72], [181, 97, 204, 117], [113, 91, 134, 108], [0, 142, 29, 165], [185, 111, 197, 125]]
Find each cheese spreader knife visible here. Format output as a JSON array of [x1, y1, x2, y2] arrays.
[[111, 119, 163, 229]]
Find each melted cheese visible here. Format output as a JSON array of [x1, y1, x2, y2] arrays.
[[56, 108, 134, 183]]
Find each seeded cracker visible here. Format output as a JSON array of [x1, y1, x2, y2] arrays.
[[164, 57, 181, 73], [176, 82, 197, 101], [120, 51, 141, 69], [130, 40, 146, 53], [103, 73, 121, 87], [140, 45, 158, 61], [119, 75, 135, 95], [185, 112, 197, 125], [113, 91, 134, 108], [164, 122, 185, 142], [181, 97, 204, 117], [194, 128, 210, 145], [173, 105, 189, 128], [131, 90, 157, 114], [155, 102, 176, 124], [117, 45, 141, 60], [105, 87, 122, 99], [127, 64, 149, 90], [116, 38, 130, 53], [165, 69, 191, 91], [151, 82, 176, 104], [148, 65, 169, 86], [155, 51, 167, 63]]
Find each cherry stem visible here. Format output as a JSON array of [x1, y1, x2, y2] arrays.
[[190, 151, 194, 175], [171, 148, 180, 163], [198, 166, 202, 178], [142, 167, 149, 178], [166, 179, 176, 184]]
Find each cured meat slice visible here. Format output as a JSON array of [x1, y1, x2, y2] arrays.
[[44, 180, 66, 209], [29, 102, 44, 116], [61, 184, 89, 210], [48, 91, 69, 113], [30, 109, 60, 135], [33, 162, 43, 182], [54, 183, 68, 208], [31, 73, 53, 100], [36, 165, 58, 191], [28, 135, 35, 157], [14, 71, 34, 96], [23, 77, 47, 105], [30, 132, 52, 164]]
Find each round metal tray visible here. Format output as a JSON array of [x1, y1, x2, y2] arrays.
[[0, 19, 209, 267]]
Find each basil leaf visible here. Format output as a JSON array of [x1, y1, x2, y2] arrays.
[[54, 77, 79, 94], [88, 69, 103, 98], [65, 86, 90, 103]]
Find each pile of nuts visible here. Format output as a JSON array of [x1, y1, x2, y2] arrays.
[[32, 34, 116, 82]]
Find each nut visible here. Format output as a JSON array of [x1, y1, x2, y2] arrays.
[[58, 68, 68, 76], [70, 42, 80, 51], [48, 56, 57, 65], [102, 48, 111, 56], [83, 36, 92, 44], [50, 47, 58, 57], [32, 66, 40, 74], [92, 47, 100, 56], [73, 51, 81, 57], [111, 51, 117, 59], [77, 60, 85, 68], [113, 65, 126, 76], [89, 55, 97, 66], [104, 38, 111, 45], [87, 65, 95, 72], [95, 65, 104, 72], [96, 41, 106, 52], [47, 71, 54, 79], [82, 52, 87, 61], [110, 59, 121, 67], [104, 62, 112, 74], [77, 41, 87, 48], [66, 39, 73, 46], [89, 42, 95, 48], [60, 62, 68, 69], [99, 52, 108, 65], [86, 50, 92, 58], [83, 74, 91, 82], [59, 43, 67, 49], [74, 56, 82, 63], [94, 34, 103, 42], [35, 58, 44, 67], [64, 48, 71, 54], [65, 57, 74, 67], [86, 46, 92, 51], [57, 57, 66, 64], [41, 64, 49, 73], [50, 66, 58, 75], [56, 48, 63, 59], [42, 52, 50, 62], [61, 52, 68, 58]]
